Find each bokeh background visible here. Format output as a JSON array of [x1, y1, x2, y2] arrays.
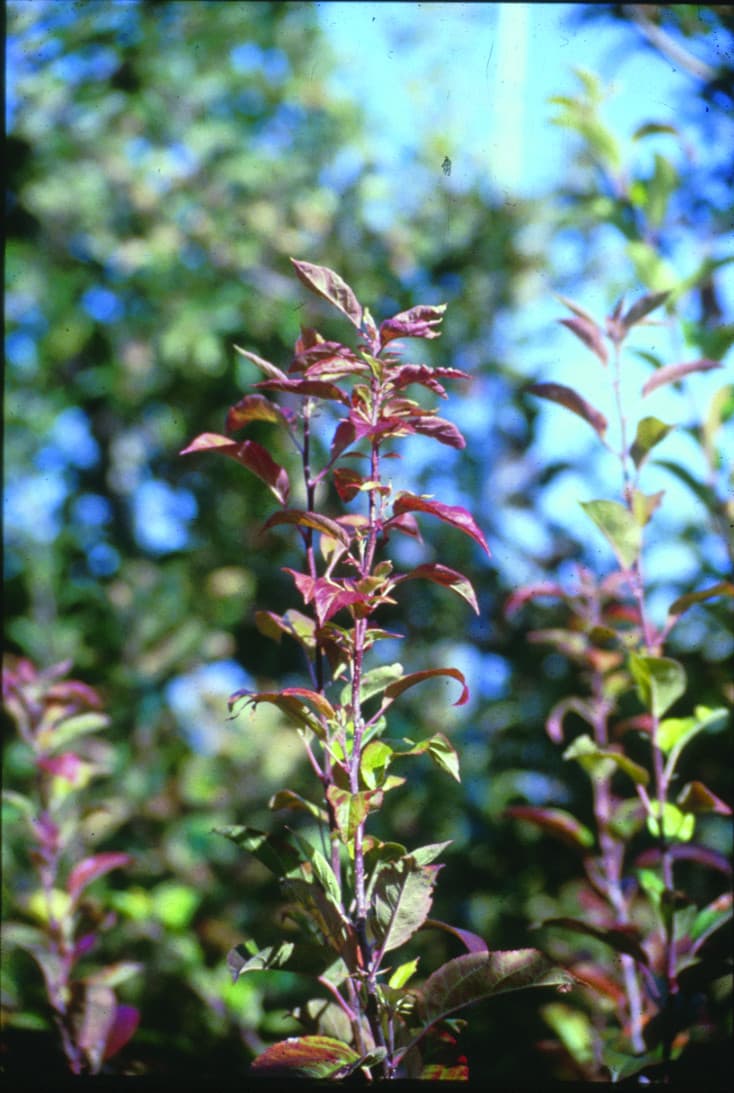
[[4, 2, 733, 1082]]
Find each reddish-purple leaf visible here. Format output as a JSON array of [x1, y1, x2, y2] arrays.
[[558, 316, 608, 365], [263, 509, 351, 547], [226, 394, 291, 432], [395, 563, 479, 613], [291, 342, 365, 377], [291, 259, 363, 329], [528, 382, 608, 437], [621, 290, 670, 329], [384, 667, 469, 708], [180, 433, 290, 504], [424, 918, 489, 953], [379, 304, 447, 345], [504, 582, 566, 616], [389, 364, 469, 398], [251, 1035, 362, 1079], [330, 419, 357, 461], [255, 376, 350, 404], [642, 359, 722, 397], [102, 1005, 140, 1062], [382, 511, 423, 542], [391, 493, 490, 555], [504, 806, 594, 850], [667, 581, 734, 618], [233, 345, 287, 381], [37, 752, 86, 784], [677, 781, 732, 816], [67, 853, 132, 905], [546, 696, 597, 744], [411, 416, 466, 449], [46, 680, 103, 709], [332, 468, 366, 502], [544, 918, 649, 965], [554, 293, 598, 327]]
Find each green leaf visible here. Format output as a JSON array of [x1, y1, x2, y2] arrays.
[[368, 858, 438, 955], [213, 825, 303, 877], [667, 582, 734, 620], [409, 842, 453, 867], [250, 1035, 363, 1079], [629, 416, 673, 469], [1, 790, 36, 820], [541, 1003, 596, 1069], [37, 712, 109, 753], [631, 488, 665, 527], [658, 705, 727, 755], [629, 653, 686, 719], [341, 663, 404, 708], [326, 786, 384, 844], [227, 941, 295, 981], [360, 740, 394, 790], [269, 789, 328, 822], [563, 734, 649, 786], [646, 802, 695, 842], [580, 500, 641, 569], [389, 958, 420, 989]]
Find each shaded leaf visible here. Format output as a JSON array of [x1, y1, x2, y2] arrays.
[[326, 786, 384, 844], [77, 983, 117, 1074], [676, 781, 732, 816], [580, 500, 641, 569], [233, 345, 287, 381], [642, 358, 722, 397], [391, 493, 489, 555], [529, 382, 607, 435], [563, 734, 649, 786], [546, 696, 597, 745], [291, 258, 363, 329], [557, 316, 608, 365], [227, 941, 295, 981], [269, 789, 328, 822], [544, 918, 649, 965], [101, 1004, 140, 1063], [423, 919, 489, 954], [369, 858, 438, 954], [213, 826, 302, 877]]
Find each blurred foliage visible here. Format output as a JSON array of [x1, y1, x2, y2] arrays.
[[3, 0, 732, 1084]]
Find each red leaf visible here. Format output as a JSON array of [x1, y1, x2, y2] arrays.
[[384, 667, 469, 708], [333, 468, 366, 502], [395, 563, 479, 613], [528, 382, 608, 437], [330, 419, 357, 461], [180, 433, 290, 504], [504, 806, 594, 850], [379, 304, 447, 345], [67, 853, 131, 905], [255, 376, 350, 403], [642, 359, 722, 397], [411, 416, 466, 449], [424, 918, 489, 953], [390, 493, 489, 555], [389, 364, 469, 398], [291, 259, 363, 329], [558, 316, 608, 365], [38, 752, 86, 784], [233, 345, 287, 381], [102, 1005, 140, 1062], [504, 582, 566, 616], [621, 290, 670, 329]]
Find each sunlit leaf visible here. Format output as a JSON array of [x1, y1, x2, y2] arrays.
[[642, 358, 722, 397], [391, 493, 490, 555], [395, 563, 479, 613], [629, 416, 673, 468], [67, 852, 132, 905], [180, 432, 290, 504], [667, 581, 734, 620], [263, 509, 350, 547], [621, 291, 670, 329], [646, 801, 695, 842], [629, 653, 686, 719], [580, 499, 641, 569], [383, 667, 469, 708], [557, 316, 608, 365], [563, 734, 649, 785], [250, 1035, 363, 1079], [379, 303, 447, 344], [291, 258, 363, 329], [529, 381, 607, 435], [226, 393, 290, 431]]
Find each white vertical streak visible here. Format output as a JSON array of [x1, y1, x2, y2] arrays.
[[492, 2, 529, 191]]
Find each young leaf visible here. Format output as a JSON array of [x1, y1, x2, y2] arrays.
[[641, 358, 722, 397], [226, 394, 290, 431], [394, 563, 479, 614], [646, 802, 695, 842], [389, 957, 421, 989], [250, 1035, 363, 1079], [180, 433, 290, 504], [505, 806, 594, 851], [557, 316, 608, 366], [101, 1004, 140, 1064], [391, 493, 490, 555], [383, 667, 469, 709], [621, 291, 670, 330], [629, 653, 686, 719], [379, 303, 447, 344], [563, 734, 649, 786], [544, 918, 649, 965], [263, 509, 350, 548], [529, 382, 607, 436], [629, 416, 673, 468], [326, 786, 384, 844], [291, 258, 363, 329], [580, 500, 641, 569], [227, 941, 295, 981], [67, 852, 132, 906], [667, 581, 734, 621]]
